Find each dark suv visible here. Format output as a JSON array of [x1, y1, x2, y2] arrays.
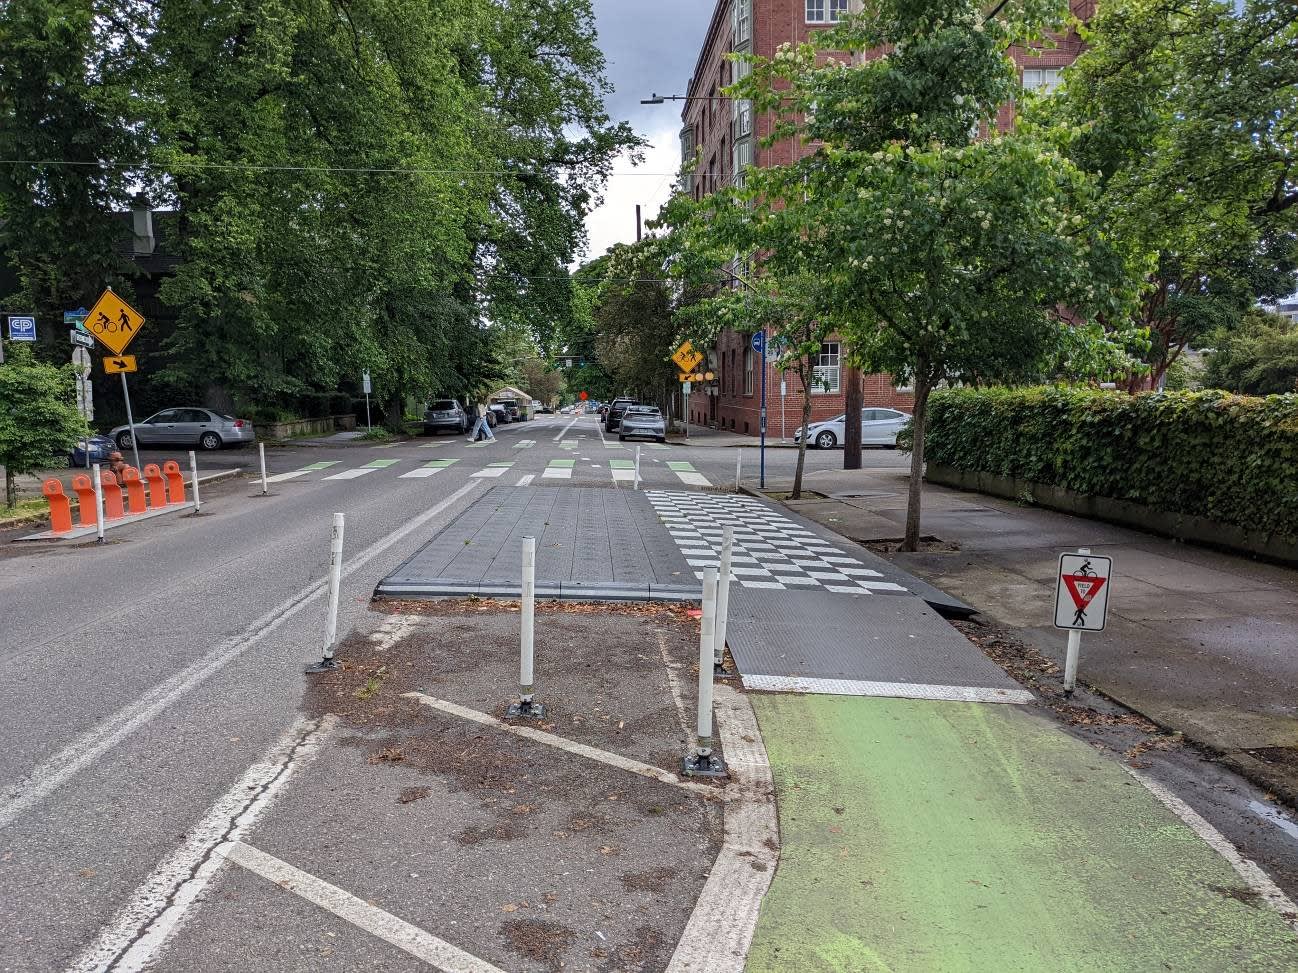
[[604, 397, 638, 433], [422, 399, 469, 436]]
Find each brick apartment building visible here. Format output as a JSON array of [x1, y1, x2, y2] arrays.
[[680, 0, 1091, 436]]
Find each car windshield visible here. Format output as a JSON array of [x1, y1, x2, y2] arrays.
[[430, 400, 457, 411]]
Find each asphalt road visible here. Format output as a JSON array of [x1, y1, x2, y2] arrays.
[[0, 414, 874, 971]]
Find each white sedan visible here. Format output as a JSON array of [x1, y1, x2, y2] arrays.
[[794, 408, 911, 449]]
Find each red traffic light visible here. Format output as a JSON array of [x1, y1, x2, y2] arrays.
[[579, 391, 589, 400]]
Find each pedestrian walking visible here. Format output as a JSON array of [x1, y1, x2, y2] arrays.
[[468, 399, 496, 443]]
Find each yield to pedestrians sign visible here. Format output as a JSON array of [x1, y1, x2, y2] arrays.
[[1054, 553, 1112, 631]]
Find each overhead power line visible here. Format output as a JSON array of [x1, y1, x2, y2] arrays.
[[0, 158, 726, 178]]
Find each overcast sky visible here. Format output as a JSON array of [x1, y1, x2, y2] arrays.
[[580, 1, 714, 264]]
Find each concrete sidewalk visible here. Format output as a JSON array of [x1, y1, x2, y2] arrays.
[[748, 693, 1298, 971], [758, 465, 1298, 804]]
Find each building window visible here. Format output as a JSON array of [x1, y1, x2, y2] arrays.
[[813, 341, 841, 393], [744, 346, 755, 395], [733, 0, 752, 44], [806, 0, 849, 22], [732, 59, 752, 138], [1022, 68, 1063, 93], [733, 138, 752, 189]]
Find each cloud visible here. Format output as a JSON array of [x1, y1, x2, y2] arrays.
[[580, 124, 683, 265]]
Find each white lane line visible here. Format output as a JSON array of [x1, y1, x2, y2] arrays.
[[224, 841, 505, 973], [553, 416, 581, 442], [0, 482, 483, 832], [471, 466, 511, 479], [1249, 800, 1298, 844], [1128, 770, 1298, 931], [404, 693, 719, 798], [264, 470, 310, 483], [515, 474, 535, 486], [740, 674, 1035, 704], [399, 467, 445, 479], [67, 716, 336, 973], [667, 685, 779, 973]]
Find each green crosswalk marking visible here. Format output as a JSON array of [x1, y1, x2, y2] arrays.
[[302, 462, 340, 471], [667, 461, 696, 472], [488, 461, 514, 468], [547, 460, 575, 468], [364, 459, 400, 468], [423, 459, 458, 468], [609, 459, 635, 469], [646, 443, 670, 450]]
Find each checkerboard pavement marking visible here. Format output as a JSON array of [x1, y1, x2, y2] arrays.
[[645, 491, 909, 595]]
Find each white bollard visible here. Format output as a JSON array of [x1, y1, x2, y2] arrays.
[[683, 568, 727, 778], [713, 526, 733, 670], [259, 442, 268, 495], [189, 450, 201, 512], [735, 450, 743, 491], [634, 444, 641, 490], [1063, 548, 1089, 695], [508, 536, 545, 718], [93, 463, 106, 543], [306, 513, 346, 673]]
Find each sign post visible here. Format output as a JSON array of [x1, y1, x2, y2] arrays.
[[362, 370, 372, 432], [1053, 548, 1113, 696], [752, 330, 768, 488], [72, 348, 94, 469], [84, 287, 146, 471]]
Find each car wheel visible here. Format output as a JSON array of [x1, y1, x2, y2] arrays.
[[619, 433, 626, 441], [656, 436, 666, 444], [199, 431, 223, 451], [116, 431, 134, 450], [815, 431, 838, 449]]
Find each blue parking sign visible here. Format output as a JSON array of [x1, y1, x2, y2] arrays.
[[750, 330, 765, 353], [7, 315, 36, 341]]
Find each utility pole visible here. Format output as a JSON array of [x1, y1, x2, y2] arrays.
[[635, 205, 643, 242], [843, 364, 862, 471]]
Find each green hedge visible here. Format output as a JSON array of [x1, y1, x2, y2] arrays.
[[925, 387, 1298, 540]]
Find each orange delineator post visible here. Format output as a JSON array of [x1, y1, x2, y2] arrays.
[[143, 464, 166, 509], [122, 467, 147, 515], [43, 480, 74, 534], [71, 474, 98, 527], [100, 471, 126, 520], [162, 460, 186, 505]]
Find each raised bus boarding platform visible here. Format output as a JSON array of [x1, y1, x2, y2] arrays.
[[375, 486, 1028, 703]]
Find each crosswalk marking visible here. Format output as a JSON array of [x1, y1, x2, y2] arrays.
[[516, 474, 535, 486], [399, 459, 459, 479], [417, 442, 449, 448], [513, 440, 536, 449], [666, 461, 710, 487], [560, 439, 578, 450], [543, 460, 574, 480], [265, 461, 340, 483], [609, 459, 636, 482], [324, 459, 400, 481], [471, 462, 514, 479]]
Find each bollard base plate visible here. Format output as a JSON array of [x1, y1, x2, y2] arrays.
[[714, 663, 735, 679], [506, 699, 547, 720], [305, 657, 341, 674], [682, 751, 728, 779]]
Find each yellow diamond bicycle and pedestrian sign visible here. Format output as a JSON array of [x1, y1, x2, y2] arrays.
[[672, 340, 704, 375], [103, 355, 138, 374], [84, 288, 146, 357]]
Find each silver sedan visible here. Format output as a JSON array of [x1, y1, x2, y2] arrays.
[[111, 408, 256, 451], [618, 406, 667, 443]]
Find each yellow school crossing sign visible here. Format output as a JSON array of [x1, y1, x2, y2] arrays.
[[672, 340, 704, 375], [85, 288, 146, 356]]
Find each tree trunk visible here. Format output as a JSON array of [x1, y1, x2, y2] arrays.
[[902, 370, 931, 553], [843, 365, 862, 470], [4, 466, 16, 510], [792, 375, 814, 500]]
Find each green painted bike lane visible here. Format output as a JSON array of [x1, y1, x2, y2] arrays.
[[747, 695, 1298, 972]]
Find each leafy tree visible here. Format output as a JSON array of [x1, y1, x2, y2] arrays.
[[0, 345, 85, 507], [517, 357, 565, 405], [672, 0, 1142, 549], [1043, 0, 1298, 389], [1204, 309, 1298, 395], [0, 0, 142, 356]]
